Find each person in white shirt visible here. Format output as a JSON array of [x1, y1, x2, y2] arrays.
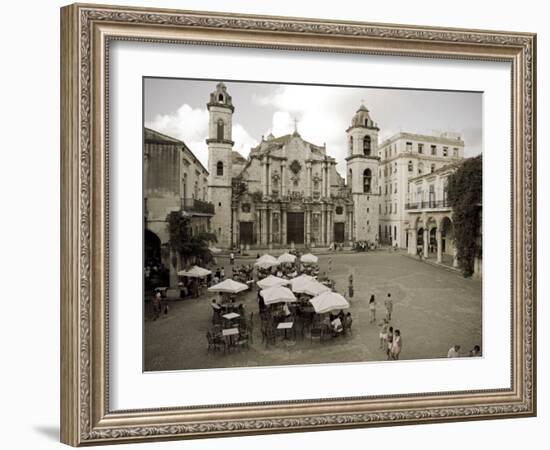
[[447, 344, 461, 358]]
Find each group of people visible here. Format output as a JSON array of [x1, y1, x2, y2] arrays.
[[365, 292, 400, 360], [447, 344, 482, 358], [328, 310, 353, 336], [352, 240, 378, 252]]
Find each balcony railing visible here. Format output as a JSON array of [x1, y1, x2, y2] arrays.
[[405, 199, 450, 210], [181, 197, 215, 215]]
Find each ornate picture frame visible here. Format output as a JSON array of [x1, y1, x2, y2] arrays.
[[60, 3, 536, 446]]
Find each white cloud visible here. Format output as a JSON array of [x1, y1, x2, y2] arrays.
[[256, 86, 360, 175], [145, 104, 258, 169]]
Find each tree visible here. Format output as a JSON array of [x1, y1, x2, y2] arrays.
[[447, 155, 482, 277], [166, 212, 217, 267]]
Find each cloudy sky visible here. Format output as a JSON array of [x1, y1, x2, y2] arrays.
[[144, 78, 482, 175]]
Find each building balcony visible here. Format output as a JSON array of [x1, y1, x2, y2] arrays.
[[181, 197, 215, 215], [405, 199, 451, 211]]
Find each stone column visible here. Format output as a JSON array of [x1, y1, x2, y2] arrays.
[[407, 229, 415, 255], [261, 160, 267, 197], [281, 207, 287, 247], [327, 208, 333, 246], [321, 162, 326, 199], [266, 157, 271, 197], [436, 229, 442, 263], [320, 208, 326, 246], [423, 227, 429, 258], [259, 208, 266, 246], [232, 204, 238, 248], [281, 161, 287, 197], [305, 208, 311, 246], [307, 162, 312, 197], [326, 163, 332, 198]]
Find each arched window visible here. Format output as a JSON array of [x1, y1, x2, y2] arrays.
[[218, 93, 224, 102], [363, 135, 371, 155], [363, 168, 372, 193], [408, 160, 413, 173], [216, 161, 224, 176], [430, 163, 436, 173], [348, 169, 353, 187], [364, 118, 369, 127], [217, 119, 224, 141], [418, 162, 424, 175]]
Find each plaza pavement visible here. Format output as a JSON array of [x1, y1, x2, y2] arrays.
[[144, 251, 482, 372]]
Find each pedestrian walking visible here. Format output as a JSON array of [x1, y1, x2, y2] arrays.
[[152, 291, 161, 321], [348, 273, 354, 299], [386, 326, 394, 360], [369, 294, 376, 323], [391, 329, 402, 360], [229, 252, 235, 265], [378, 318, 389, 350], [385, 293, 393, 321], [220, 267, 225, 280]]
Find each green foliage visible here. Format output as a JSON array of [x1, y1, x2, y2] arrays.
[[166, 212, 217, 266], [447, 155, 482, 277]]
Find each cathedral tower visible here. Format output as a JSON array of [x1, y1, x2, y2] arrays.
[[345, 103, 380, 242], [207, 82, 234, 248]]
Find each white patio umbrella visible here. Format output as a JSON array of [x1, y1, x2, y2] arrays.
[[207, 279, 248, 294], [302, 279, 331, 297], [260, 286, 296, 305], [177, 265, 212, 278], [277, 252, 296, 264], [257, 275, 290, 289], [309, 291, 350, 314], [300, 253, 318, 264], [254, 254, 279, 269], [209, 246, 222, 254], [290, 274, 314, 293]]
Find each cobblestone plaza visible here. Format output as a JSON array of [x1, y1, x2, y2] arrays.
[[144, 251, 482, 372]]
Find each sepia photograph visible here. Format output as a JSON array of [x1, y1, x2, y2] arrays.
[[143, 78, 483, 372]]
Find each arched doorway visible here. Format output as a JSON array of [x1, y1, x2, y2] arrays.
[[417, 227, 424, 254], [429, 227, 437, 254], [144, 229, 167, 289]]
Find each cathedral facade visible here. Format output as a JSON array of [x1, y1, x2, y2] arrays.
[[207, 82, 380, 250]]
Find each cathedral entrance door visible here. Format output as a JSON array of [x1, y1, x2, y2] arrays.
[[239, 222, 254, 246], [334, 222, 345, 243], [286, 212, 305, 245]]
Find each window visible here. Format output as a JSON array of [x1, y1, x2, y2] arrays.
[[218, 93, 224, 102], [418, 143, 424, 154], [429, 184, 435, 207], [408, 160, 413, 173], [216, 161, 224, 176], [418, 162, 424, 175], [431, 145, 437, 156], [364, 118, 369, 127], [335, 206, 343, 215], [389, 203, 392, 214], [431, 163, 436, 173], [443, 146, 449, 157], [241, 203, 251, 213], [394, 162, 398, 173], [363, 169, 372, 193], [394, 184, 397, 194], [394, 203, 397, 213], [379, 186, 381, 195], [379, 204, 381, 214], [348, 169, 352, 186], [363, 135, 371, 155], [217, 119, 224, 141], [406, 142, 412, 152], [453, 147, 459, 157]]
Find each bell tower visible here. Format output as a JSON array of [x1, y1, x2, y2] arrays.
[[345, 103, 380, 242], [207, 82, 234, 248]]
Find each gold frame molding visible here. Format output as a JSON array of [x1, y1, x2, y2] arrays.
[[60, 3, 537, 446]]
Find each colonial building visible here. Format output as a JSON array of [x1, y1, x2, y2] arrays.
[[207, 82, 358, 250], [144, 128, 214, 287], [404, 159, 482, 278], [377, 132, 464, 248]]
